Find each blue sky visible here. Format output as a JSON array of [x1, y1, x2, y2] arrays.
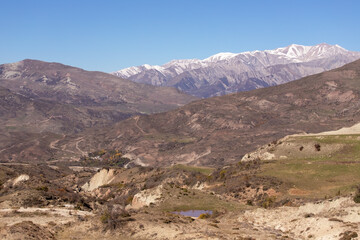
[[1, 0, 359, 72]]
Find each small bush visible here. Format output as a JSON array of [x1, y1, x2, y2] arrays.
[[35, 186, 48, 192], [198, 213, 211, 219], [354, 186, 360, 203], [246, 200, 253, 206], [125, 195, 134, 205], [219, 170, 227, 179], [261, 196, 276, 209], [100, 211, 110, 224], [101, 205, 132, 230]]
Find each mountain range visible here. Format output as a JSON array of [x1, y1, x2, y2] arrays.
[[55, 59, 360, 167], [113, 43, 360, 98]]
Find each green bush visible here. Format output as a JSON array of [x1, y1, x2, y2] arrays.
[[354, 193, 360, 203]]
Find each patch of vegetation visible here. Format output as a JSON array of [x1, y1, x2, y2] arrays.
[[354, 186, 360, 203], [171, 164, 214, 176], [260, 135, 360, 199], [80, 149, 130, 168], [339, 231, 358, 240], [219, 169, 227, 179], [35, 186, 48, 192], [261, 196, 276, 209], [198, 213, 211, 219], [100, 206, 134, 231], [159, 188, 246, 212]]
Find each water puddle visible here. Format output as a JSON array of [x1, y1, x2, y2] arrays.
[[172, 210, 212, 218]]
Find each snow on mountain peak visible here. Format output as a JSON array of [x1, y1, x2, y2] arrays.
[[113, 43, 353, 79], [204, 52, 238, 62]]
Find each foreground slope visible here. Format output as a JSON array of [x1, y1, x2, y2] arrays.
[[113, 43, 360, 98], [59, 59, 360, 167]]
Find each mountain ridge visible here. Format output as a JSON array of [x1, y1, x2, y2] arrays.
[[113, 43, 360, 98]]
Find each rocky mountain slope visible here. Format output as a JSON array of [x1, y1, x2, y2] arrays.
[[59, 59, 360, 167], [113, 43, 360, 98]]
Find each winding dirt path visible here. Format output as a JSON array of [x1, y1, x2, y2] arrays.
[[134, 116, 146, 134], [49, 134, 66, 150], [75, 137, 87, 156]]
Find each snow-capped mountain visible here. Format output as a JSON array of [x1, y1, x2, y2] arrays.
[[112, 43, 360, 98]]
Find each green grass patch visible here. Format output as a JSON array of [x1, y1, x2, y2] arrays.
[[171, 164, 214, 176], [158, 189, 247, 212], [260, 134, 360, 199]]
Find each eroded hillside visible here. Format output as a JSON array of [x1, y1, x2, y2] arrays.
[[56, 60, 360, 167]]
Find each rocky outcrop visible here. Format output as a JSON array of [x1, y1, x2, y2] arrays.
[[129, 185, 163, 210], [239, 197, 360, 240], [4, 174, 30, 188], [81, 169, 116, 192]]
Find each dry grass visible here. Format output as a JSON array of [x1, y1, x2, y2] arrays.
[[259, 135, 360, 199]]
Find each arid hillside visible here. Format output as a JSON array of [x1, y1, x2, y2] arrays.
[[0, 60, 196, 162], [57, 59, 360, 167]]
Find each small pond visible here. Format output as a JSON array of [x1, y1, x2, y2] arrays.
[[172, 210, 212, 218]]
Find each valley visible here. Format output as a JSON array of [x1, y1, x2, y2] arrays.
[[2, 0, 360, 239], [0, 122, 359, 239], [1, 54, 360, 240]]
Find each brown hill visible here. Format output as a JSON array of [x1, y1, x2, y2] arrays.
[[55, 59, 360, 167], [0, 59, 196, 126], [0, 60, 196, 162]]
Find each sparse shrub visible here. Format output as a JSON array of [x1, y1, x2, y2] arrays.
[[354, 186, 360, 203], [125, 195, 134, 205], [198, 213, 211, 219], [261, 196, 276, 209], [100, 210, 110, 224], [246, 200, 253, 206], [35, 186, 48, 192], [314, 143, 321, 151], [219, 169, 227, 179], [339, 231, 358, 240], [299, 146, 304, 151], [101, 205, 133, 230], [354, 194, 360, 203]]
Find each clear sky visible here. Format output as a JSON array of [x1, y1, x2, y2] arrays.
[[1, 0, 359, 72]]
